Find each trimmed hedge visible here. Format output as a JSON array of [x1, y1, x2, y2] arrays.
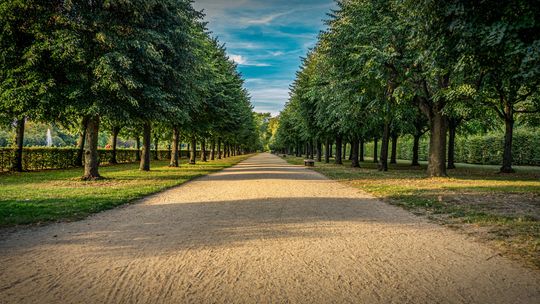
[[364, 129, 540, 166], [0, 148, 202, 172]]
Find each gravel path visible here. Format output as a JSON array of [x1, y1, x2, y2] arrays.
[[1, 153, 539, 303]]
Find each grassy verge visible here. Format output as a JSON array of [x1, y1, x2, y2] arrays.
[[283, 156, 540, 268], [0, 155, 252, 227]]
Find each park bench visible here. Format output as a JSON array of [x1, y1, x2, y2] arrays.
[[304, 159, 315, 167]]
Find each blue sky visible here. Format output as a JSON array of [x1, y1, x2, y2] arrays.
[[193, 0, 334, 116]]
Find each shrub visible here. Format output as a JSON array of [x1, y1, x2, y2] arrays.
[[0, 148, 202, 172], [362, 128, 540, 166]]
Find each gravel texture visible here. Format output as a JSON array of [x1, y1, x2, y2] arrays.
[[0, 153, 539, 303]]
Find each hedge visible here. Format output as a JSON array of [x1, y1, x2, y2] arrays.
[[0, 148, 206, 172], [363, 129, 540, 166]]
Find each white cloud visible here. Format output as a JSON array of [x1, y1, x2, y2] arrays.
[[226, 42, 264, 50], [229, 54, 271, 67], [229, 54, 247, 65], [269, 51, 284, 56], [241, 11, 290, 26]]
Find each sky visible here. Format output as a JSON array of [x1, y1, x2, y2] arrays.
[[192, 0, 334, 116]]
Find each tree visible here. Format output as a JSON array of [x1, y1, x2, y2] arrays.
[[468, 0, 540, 172], [0, 0, 59, 171]]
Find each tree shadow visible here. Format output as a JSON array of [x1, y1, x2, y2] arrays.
[[1, 196, 420, 258]]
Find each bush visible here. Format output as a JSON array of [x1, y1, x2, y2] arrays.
[[363, 128, 540, 166], [0, 148, 201, 172]]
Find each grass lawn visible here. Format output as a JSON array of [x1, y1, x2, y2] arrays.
[[0, 154, 252, 228], [283, 155, 540, 269]]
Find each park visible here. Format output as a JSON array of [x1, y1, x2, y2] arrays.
[[1, 0, 539, 303]]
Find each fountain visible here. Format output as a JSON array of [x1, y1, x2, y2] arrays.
[[46, 128, 53, 147]]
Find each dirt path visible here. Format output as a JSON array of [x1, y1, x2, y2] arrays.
[[0, 153, 538, 303]]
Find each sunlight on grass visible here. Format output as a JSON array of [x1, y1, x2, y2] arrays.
[[283, 156, 540, 268]]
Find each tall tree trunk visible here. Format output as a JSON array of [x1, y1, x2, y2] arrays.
[[324, 139, 330, 163], [501, 105, 515, 173], [348, 142, 353, 160], [140, 122, 151, 171], [427, 111, 448, 177], [153, 133, 159, 161], [217, 138, 222, 159], [189, 137, 197, 164], [83, 115, 101, 179], [390, 133, 398, 164], [169, 127, 180, 167], [351, 138, 360, 168], [316, 140, 322, 162], [210, 139, 216, 160], [12, 117, 25, 172], [109, 127, 120, 164], [201, 138, 207, 161], [335, 135, 343, 165], [379, 122, 390, 171], [447, 119, 458, 169], [373, 138, 378, 163], [135, 136, 141, 162], [75, 116, 89, 167], [342, 142, 347, 160], [412, 133, 421, 166], [359, 138, 365, 162]]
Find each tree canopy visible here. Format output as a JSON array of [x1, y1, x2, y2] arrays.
[[272, 0, 540, 176]]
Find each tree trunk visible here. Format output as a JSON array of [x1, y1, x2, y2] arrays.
[[412, 133, 421, 166], [379, 122, 390, 171], [351, 138, 360, 168], [109, 127, 120, 164], [75, 116, 89, 167], [342, 142, 347, 160], [169, 127, 180, 167], [201, 138, 207, 161], [153, 134, 159, 161], [359, 138, 364, 162], [324, 139, 330, 163], [83, 115, 101, 179], [373, 138, 378, 163], [316, 140, 322, 162], [335, 135, 343, 165], [12, 117, 25, 172], [427, 111, 448, 177], [135, 136, 141, 162], [190, 137, 197, 164], [140, 122, 151, 171], [217, 139, 222, 159], [390, 133, 398, 164], [210, 139, 216, 160], [447, 119, 457, 169], [501, 107, 515, 173], [348, 142, 353, 160]]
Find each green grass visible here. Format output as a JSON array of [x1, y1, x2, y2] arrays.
[[0, 155, 252, 227], [284, 155, 540, 268]]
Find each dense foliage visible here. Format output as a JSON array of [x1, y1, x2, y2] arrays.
[[0, 147, 210, 172], [272, 0, 540, 176], [0, 0, 259, 178]]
